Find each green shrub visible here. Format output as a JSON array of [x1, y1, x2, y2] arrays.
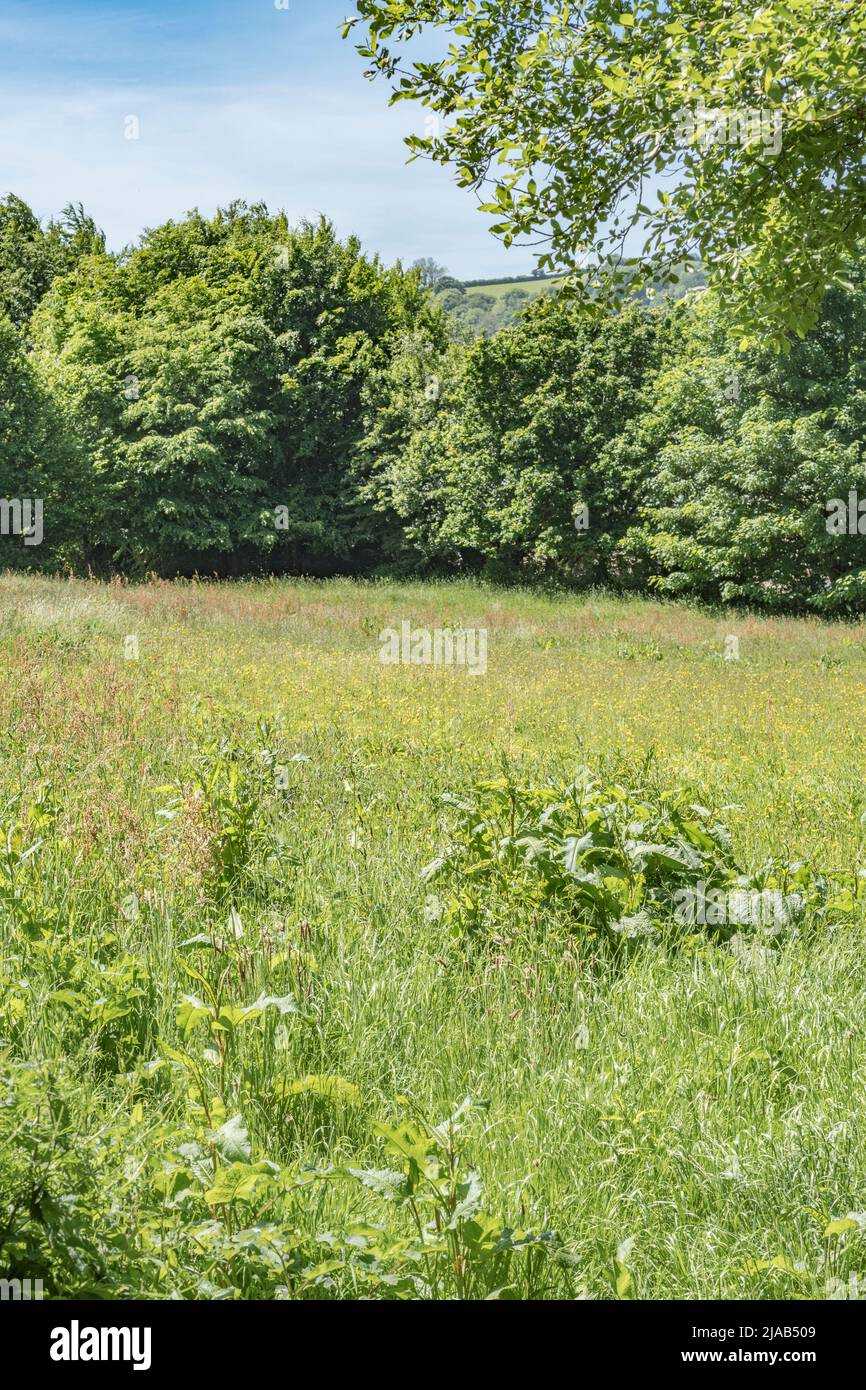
[[422, 769, 843, 951]]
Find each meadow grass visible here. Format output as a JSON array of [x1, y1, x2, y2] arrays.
[[1, 573, 865, 1299], [462, 276, 564, 305]]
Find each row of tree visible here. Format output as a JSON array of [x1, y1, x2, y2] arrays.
[[2, 194, 866, 610]]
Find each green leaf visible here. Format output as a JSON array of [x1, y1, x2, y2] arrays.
[[450, 1171, 483, 1225], [824, 1217, 863, 1237], [176, 995, 212, 1039], [211, 1114, 251, 1163], [276, 1074, 361, 1106], [741, 1254, 808, 1278], [346, 1167, 409, 1199], [204, 1162, 275, 1206]]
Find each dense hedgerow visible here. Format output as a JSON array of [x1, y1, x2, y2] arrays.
[[5, 193, 866, 609]]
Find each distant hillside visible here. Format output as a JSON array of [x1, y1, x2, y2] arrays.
[[433, 274, 563, 335], [433, 263, 706, 337], [462, 272, 563, 289]]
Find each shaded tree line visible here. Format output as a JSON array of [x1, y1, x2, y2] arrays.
[[2, 194, 866, 611]]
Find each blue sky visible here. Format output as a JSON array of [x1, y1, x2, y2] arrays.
[[0, 0, 530, 278]]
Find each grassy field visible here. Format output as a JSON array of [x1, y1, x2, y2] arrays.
[[462, 276, 564, 305], [2, 574, 866, 1300]]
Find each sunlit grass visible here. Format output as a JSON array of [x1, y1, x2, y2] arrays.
[[2, 575, 865, 1299]]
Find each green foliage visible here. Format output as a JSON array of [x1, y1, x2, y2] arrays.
[[0, 196, 104, 329], [363, 295, 663, 578], [0, 1060, 145, 1295], [347, 1097, 563, 1298], [422, 768, 840, 951], [2, 576, 866, 1299], [0, 771, 564, 1298], [620, 278, 866, 609], [157, 730, 298, 902], [347, 1, 866, 347], [7, 190, 866, 612], [0, 314, 91, 570], [28, 203, 443, 576]]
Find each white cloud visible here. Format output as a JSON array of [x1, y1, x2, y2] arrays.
[[0, 75, 524, 277]]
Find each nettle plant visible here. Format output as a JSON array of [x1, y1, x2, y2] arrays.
[[347, 1096, 565, 1300], [422, 769, 844, 950], [142, 1084, 566, 1299], [155, 725, 301, 903], [146, 908, 567, 1298], [0, 1060, 150, 1297], [0, 785, 160, 1072]]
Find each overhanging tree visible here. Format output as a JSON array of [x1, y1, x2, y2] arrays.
[[345, 1, 866, 347]]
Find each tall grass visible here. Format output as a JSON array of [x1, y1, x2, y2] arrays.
[[1, 575, 864, 1298]]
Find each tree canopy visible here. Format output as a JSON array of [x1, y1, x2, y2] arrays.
[[4, 193, 866, 610], [0, 195, 104, 329], [26, 202, 443, 575]]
